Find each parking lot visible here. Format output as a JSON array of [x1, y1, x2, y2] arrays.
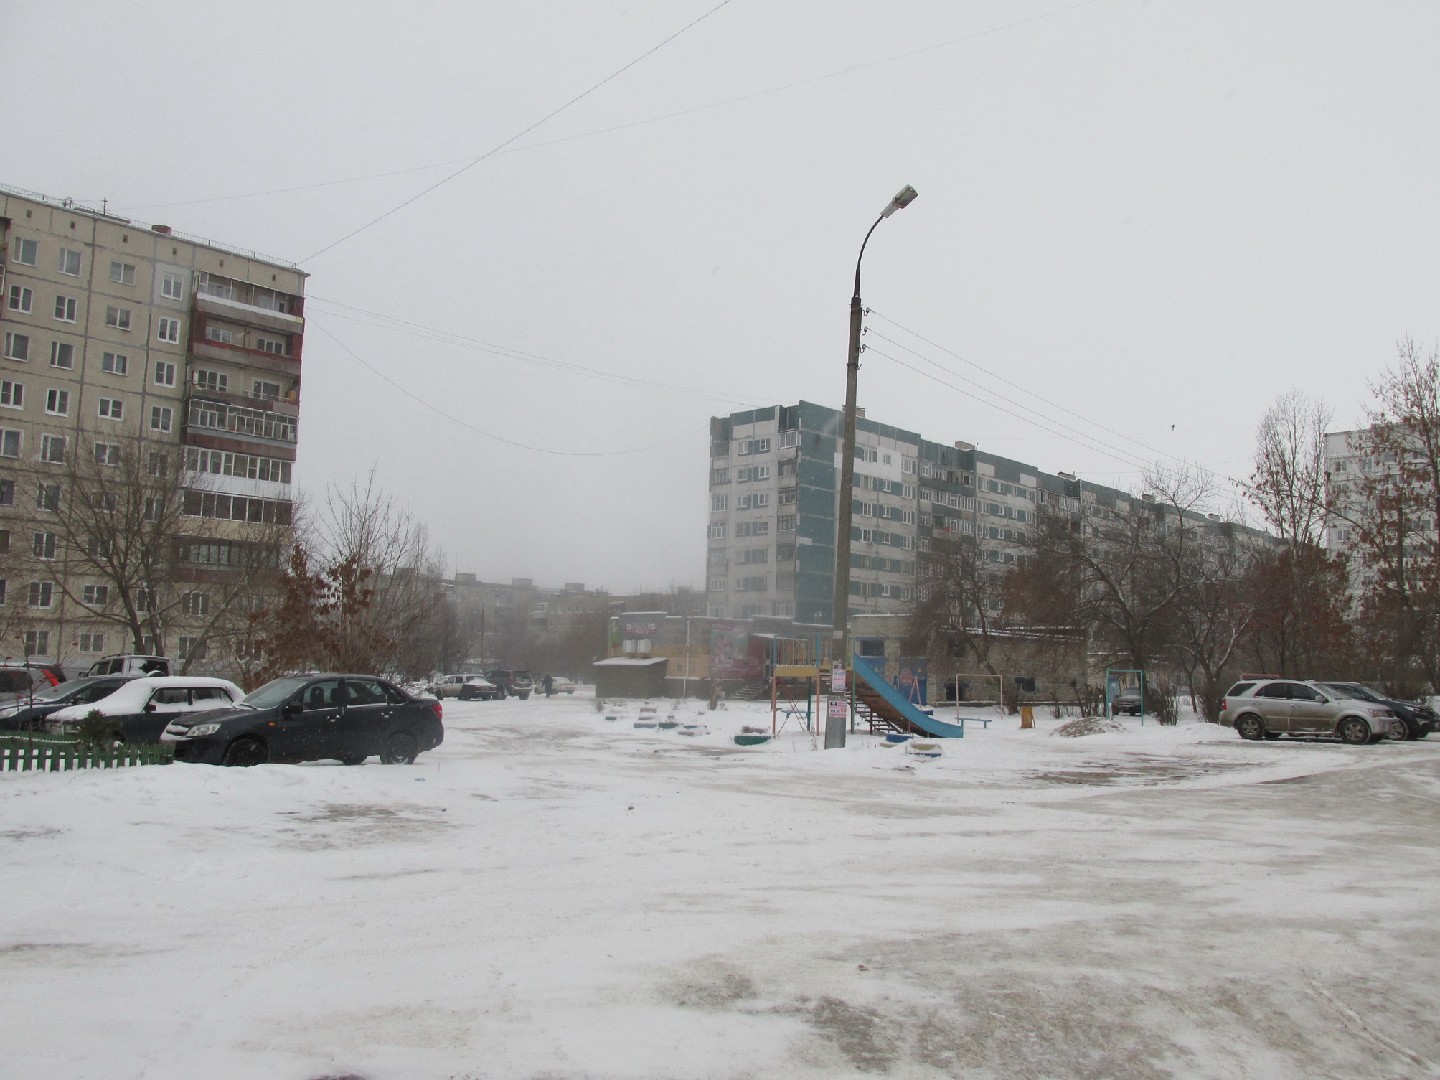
[[3, 693, 1439, 1079]]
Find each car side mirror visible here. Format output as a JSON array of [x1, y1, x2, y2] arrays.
[[1316, 695, 1329, 704], [283, 701, 302, 719]]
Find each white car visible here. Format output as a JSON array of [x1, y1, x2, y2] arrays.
[[48, 676, 244, 743], [429, 674, 502, 701]]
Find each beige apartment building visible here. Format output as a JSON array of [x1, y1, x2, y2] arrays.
[[0, 185, 305, 672]]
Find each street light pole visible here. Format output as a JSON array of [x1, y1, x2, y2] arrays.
[[827, 184, 918, 749]]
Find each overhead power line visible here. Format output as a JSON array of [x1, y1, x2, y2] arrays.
[[299, 0, 734, 263], [308, 317, 702, 458], [306, 295, 767, 409], [119, 0, 1104, 217]]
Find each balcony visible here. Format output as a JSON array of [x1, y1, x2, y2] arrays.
[[191, 336, 300, 376], [194, 291, 303, 335]]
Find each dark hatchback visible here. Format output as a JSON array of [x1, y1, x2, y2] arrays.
[[1317, 682, 1437, 740], [165, 674, 444, 767], [0, 675, 136, 731]]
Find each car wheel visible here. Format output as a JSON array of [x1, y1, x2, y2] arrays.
[[223, 736, 269, 767], [519, 692, 530, 701], [339, 753, 366, 766], [380, 731, 418, 765], [1235, 714, 1265, 741], [1386, 720, 1409, 741], [1338, 717, 1372, 746]]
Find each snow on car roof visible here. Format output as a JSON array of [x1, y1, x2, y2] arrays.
[[49, 676, 243, 719]]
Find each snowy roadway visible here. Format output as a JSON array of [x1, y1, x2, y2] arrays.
[[3, 693, 1440, 1079]]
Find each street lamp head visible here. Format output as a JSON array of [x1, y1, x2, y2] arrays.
[[880, 184, 919, 219]]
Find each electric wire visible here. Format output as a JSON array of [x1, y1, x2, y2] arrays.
[[299, 0, 734, 263], [308, 316, 702, 458], [306, 295, 768, 409], [118, 0, 1104, 217], [865, 313, 1252, 499]]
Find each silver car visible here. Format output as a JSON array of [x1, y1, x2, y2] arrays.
[[1222, 679, 1398, 744]]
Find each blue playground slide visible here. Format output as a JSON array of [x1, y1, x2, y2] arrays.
[[850, 655, 967, 738]]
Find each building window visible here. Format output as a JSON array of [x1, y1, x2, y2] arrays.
[[710, 468, 730, 485], [29, 582, 54, 609], [707, 522, 727, 540], [50, 342, 74, 369], [39, 434, 65, 463], [23, 629, 48, 656], [101, 351, 129, 376], [53, 295, 77, 322], [109, 260, 136, 286], [157, 317, 181, 344], [182, 592, 210, 617], [58, 248, 81, 276], [0, 381, 23, 409], [251, 379, 281, 401], [255, 335, 289, 356], [4, 332, 30, 361], [735, 492, 769, 510], [105, 306, 132, 331], [95, 442, 121, 467], [150, 405, 173, 433], [0, 429, 21, 458], [162, 272, 185, 300], [177, 636, 208, 661], [737, 437, 771, 456], [154, 361, 176, 387], [736, 465, 770, 483], [82, 584, 110, 606], [193, 369, 228, 393], [36, 483, 59, 511], [777, 515, 796, 532], [78, 632, 104, 653], [44, 388, 69, 416], [206, 325, 234, 344], [779, 430, 798, 449], [0, 483, 11, 507], [708, 577, 727, 592], [12, 238, 38, 266], [147, 450, 168, 476], [711, 494, 728, 513], [32, 531, 57, 559], [98, 397, 123, 420], [7, 285, 33, 313]]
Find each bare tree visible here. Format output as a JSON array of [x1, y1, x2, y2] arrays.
[[1246, 390, 1333, 551], [1350, 337, 1440, 692], [908, 533, 1009, 689], [255, 472, 447, 679]]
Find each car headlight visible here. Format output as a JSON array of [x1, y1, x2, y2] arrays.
[[1368, 708, 1392, 719], [185, 723, 222, 738]]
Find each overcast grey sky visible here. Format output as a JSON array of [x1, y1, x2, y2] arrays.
[[10, 1, 1438, 592]]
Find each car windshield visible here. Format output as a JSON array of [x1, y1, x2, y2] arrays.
[[241, 676, 312, 710], [1332, 683, 1379, 702]]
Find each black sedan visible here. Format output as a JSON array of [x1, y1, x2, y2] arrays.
[[0, 675, 136, 731], [165, 674, 445, 766], [1318, 682, 1436, 740]]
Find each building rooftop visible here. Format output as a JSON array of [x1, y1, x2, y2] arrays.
[[0, 181, 307, 275]]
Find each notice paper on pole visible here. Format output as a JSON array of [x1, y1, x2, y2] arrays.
[[830, 663, 847, 693], [828, 698, 848, 720]]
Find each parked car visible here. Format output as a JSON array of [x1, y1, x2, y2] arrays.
[[429, 674, 503, 701], [46, 676, 245, 743], [163, 674, 444, 767], [486, 669, 534, 700], [1220, 678, 1398, 744], [0, 661, 69, 707], [0, 675, 138, 731], [84, 654, 171, 678], [1316, 682, 1436, 741], [1112, 689, 1143, 716], [549, 676, 578, 695]]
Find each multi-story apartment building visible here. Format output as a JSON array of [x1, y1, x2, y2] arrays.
[[0, 185, 304, 670], [708, 401, 1252, 625]]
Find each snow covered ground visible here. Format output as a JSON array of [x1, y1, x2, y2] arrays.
[[3, 693, 1439, 1080]]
